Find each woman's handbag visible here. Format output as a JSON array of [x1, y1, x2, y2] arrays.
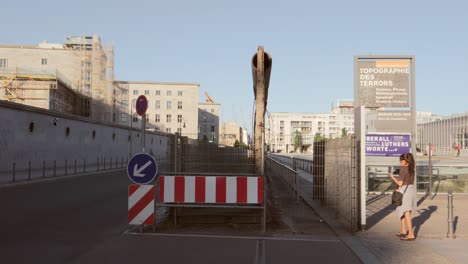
[[391, 190, 404, 206], [391, 173, 409, 206], [392, 182, 409, 206]]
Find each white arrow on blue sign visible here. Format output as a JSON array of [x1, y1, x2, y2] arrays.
[[127, 153, 158, 184]]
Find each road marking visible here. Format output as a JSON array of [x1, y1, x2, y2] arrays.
[[123, 230, 341, 242]]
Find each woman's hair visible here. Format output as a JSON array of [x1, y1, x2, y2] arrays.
[[400, 153, 415, 176]]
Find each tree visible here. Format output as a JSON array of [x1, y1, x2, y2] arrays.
[[293, 130, 303, 152], [314, 132, 326, 143], [234, 139, 240, 147], [341, 128, 348, 138]]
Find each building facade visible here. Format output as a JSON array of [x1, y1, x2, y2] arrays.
[[198, 102, 220, 144], [220, 121, 242, 147], [116, 81, 199, 139], [0, 35, 114, 121], [417, 113, 468, 154], [267, 100, 355, 153]]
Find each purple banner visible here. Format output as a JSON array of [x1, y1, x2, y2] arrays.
[[366, 134, 411, 156]]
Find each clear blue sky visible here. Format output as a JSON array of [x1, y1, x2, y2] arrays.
[[3, 0, 468, 129]]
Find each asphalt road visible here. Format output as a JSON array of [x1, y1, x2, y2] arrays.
[[0, 170, 361, 264]]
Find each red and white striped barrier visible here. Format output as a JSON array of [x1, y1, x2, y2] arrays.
[[159, 176, 263, 204], [128, 184, 155, 225]]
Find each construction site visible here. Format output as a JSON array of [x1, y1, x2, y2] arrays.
[[0, 35, 114, 121]]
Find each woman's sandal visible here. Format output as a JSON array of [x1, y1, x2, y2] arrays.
[[400, 236, 416, 241], [395, 233, 407, 237]]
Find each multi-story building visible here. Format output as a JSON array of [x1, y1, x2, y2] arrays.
[[116, 81, 199, 139], [0, 74, 90, 116], [267, 100, 355, 153], [198, 102, 220, 144], [417, 113, 468, 154], [0, 35, 114, 121], [220, 121, 242, 147]]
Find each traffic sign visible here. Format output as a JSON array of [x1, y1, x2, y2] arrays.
[[127, 153, 158, 184], [136, 95, 148, 116]]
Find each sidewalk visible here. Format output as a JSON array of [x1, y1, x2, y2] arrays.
[[356, 193, 468, 264]]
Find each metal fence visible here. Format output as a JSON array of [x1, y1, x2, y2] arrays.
[[266, 136, 359, 233], [165, 133, 256, 175], [0, 155, 132, 184], [366, 143, 468, 194]]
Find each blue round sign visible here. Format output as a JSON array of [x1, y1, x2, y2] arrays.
[[127, 153, 158, 184]]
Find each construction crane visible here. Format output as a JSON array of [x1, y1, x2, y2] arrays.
[[204, 91, 215, 103]]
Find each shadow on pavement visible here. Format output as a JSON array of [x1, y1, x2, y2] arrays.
[[413, 205, 437, 237], [453, 216, 459, 235], [366, 194, 396, 229], [366, 194, 430, 230]]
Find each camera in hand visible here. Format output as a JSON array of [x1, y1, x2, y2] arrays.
[[393, 168, 400, 175]]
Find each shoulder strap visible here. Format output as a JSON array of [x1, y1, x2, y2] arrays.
[[401, 171, 410, 194]]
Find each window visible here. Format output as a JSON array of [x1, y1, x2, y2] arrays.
[[133, 90, 139, 95], [0, 58, 8, 68], [121, 113, 127, 122], [166, 128, 171, 133], [145, 90, 150, 95], [211, 125, 215, 132], [83, 84, 91, 93], [155, 100, 160, 109], [177, 115, 182, 123], [178, 91, 183, 96], [82, 61, 92, 68], [166, 114, 171, 123], [177, 128, 182, 133], [84, 71, 91, 81], [145, 114, 149, 122], [166, 101, 172, 109], [167, 90, 172, 96], [178, 101, 182, 109], [121, 100, 127, 110], [133, 113, 138, 122], [121, 90, 128, 95], [41, 58, 47, 65], [155, 114, 160, 122], [156, 90, 161, 95]]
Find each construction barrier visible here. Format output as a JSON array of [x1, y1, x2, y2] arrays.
[[159, 175, 263, 205], [128, 184, 155, 225]]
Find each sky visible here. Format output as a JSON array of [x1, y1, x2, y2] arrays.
[[2, 0, 468, 130]]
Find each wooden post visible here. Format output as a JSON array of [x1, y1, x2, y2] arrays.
[[255, 46, 266, 175]]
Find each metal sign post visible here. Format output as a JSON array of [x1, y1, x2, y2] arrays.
[[136, 95, 148, 153]]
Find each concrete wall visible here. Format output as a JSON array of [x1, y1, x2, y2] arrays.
[[0, 101, 172, 183]]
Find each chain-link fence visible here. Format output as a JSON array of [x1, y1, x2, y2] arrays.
[[162, 133, 256, 175], [266, 136, 359, 233]]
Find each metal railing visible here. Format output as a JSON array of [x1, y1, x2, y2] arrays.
[[0, 156, 130, 185]]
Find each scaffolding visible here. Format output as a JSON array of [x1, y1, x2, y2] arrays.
[[0, 68, 90, 116], [65, 35, 114, 121]]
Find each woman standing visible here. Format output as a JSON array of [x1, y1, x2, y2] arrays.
[[388, 153, 417, 241]]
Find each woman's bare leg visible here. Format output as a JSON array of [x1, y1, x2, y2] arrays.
[[404, 211, 415, 238], [400, 216, 407, 234]]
